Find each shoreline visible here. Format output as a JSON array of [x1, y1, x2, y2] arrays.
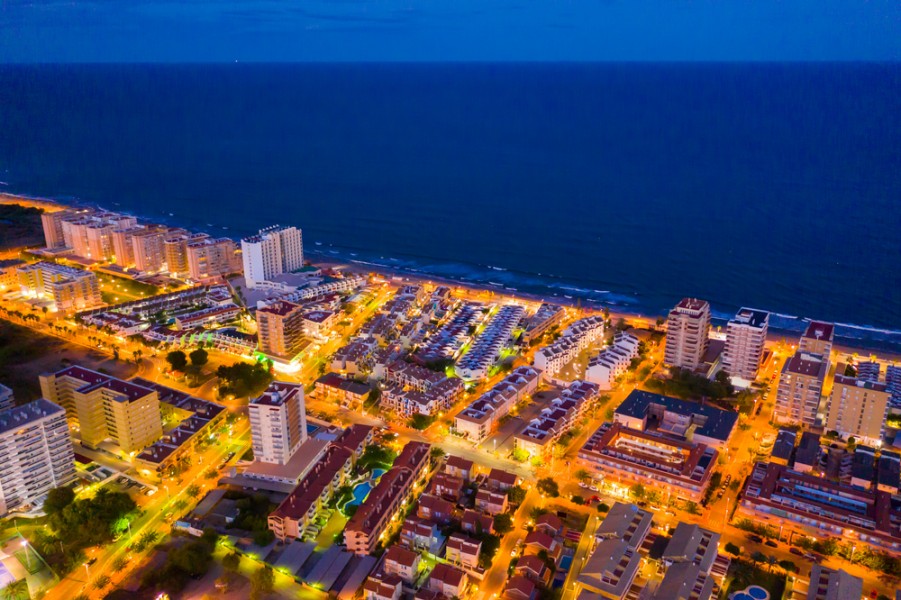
[[4, 191, 901, 358]]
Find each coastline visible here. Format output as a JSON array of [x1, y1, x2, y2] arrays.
[[3, 190, 901, 358]]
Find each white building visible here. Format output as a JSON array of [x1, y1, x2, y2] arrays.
[[586, 332, 640, 390], [533, 315, 605, 379], [0, 399, 76, 516], [249, 381, 308, 465], [723, 308, 769, 383], [664, 298, 711, 370], [241, 225, 304, 288]]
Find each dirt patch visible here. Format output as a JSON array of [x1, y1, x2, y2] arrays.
[[0, 320, 136, 402], [0, 203, 44, 250]]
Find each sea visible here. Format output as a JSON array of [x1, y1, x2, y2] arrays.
[[0, 63, 899, 350]]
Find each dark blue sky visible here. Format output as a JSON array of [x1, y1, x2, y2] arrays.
[[1, 1, 899, 62]]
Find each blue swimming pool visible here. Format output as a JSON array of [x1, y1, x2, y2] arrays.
[[371, 468, 386, 479], [306, 423, 320, 435], [346, 481, 372, 507], [747, 586, 769, 600], [558, 555, 573, 571]]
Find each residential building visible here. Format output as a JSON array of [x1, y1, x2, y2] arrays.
[[522, 303, 565, 344], [0, 384, 13, 412], [613, 389, 737, 449], [256, 300, 306, 359], [454, 366, 540, 442], [163, 230, 193, 276], [417, 494, 455, 523], [314, 373, 371, 409], [857, 361, 881, 383], [595, 502, 652, 548], [722, 308, 769, 381], [877, 451, 901, 494], [345, 441, 430, 555], [384, 544, 420, 584], [400, 517, 443, 554], [429, 473, 464, 501], [461, 509, 493, 535], [851, 446, 876, 490], [662, 523, 720, 572], [503, 576, 536, 600], [740, 461, 901, 553], [578, 422, 719, 502], [131, 227, 168, 272], [0, 399, 76, 516], [485, 468, 520, 492], [576, 538, 640, 600], [110, 225, 143, 267], [249, 381, 307, 465], [586, 333, 640, 390], [771, 429, 797, 466], [793, 431, 821, 473], [664, 298, 711, 371], [446, 533, 481, 570], [807, 565, 863, 600], [474, 489, 507, 515], [41, 209, 80, 249], [651, 561, 715, 600], [363, 573, 403, 600], [533, 315, 605, 379], [267, 426, 372, 540], [241, 225, 304, 288], [445, 455, 474, 481], [885, 365, 901, 408], [186, 237, 239, 281], [17, 261, 102, 313], [39, 366, 162, 452], [514, 380, 598, 459], [427, 563, 467, 598], [773, 351, 829, 426], [824, 375, 891, 444], [455, 304, 524, 380], [799, 321, 835, 357]]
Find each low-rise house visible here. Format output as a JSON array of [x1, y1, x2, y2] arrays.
[[595, 502, 653, 549], [462, 509, 494, 535], [430, 472, 465, 501], [418, 494, 456, 524], [524, 530, 562, 563], [662, 523, 720, 573], [486, 468, 520, 492], [446, 533, 482, 570], [314, 373, 371, 408], [400, 517, 443, 555], [427, 563, 468, 599], [807, 565, 863, 600], [363, 573, 403, 600], [445, 455, 474, 481], [651, 562, 715, 600], [384, 544, 421, 584], [475, 489, 508, 515], [576, 538, 641, 600], [503, 575, 537, 600], [514, 555, 552, 586], [534, 513, 563, 538]]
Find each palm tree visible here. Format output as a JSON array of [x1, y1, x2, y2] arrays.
[[1, 579, 29, 600]]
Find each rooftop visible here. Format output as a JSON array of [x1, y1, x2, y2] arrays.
[[0, 398, 65, 435], [615, 389, 738, 442], [730, 307, 769, 329]]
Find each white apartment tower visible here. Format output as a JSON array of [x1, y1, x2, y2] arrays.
[[248, 381, 308, 465], [723, 308, 769, 382], [664, 298, 711, 371], [241, 225, 304, 288], [0, 399, 77, 516]]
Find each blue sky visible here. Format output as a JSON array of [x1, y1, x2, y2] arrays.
[[1, 1, 899, 62]]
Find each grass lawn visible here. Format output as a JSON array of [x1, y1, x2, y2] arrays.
[[97, 273, 160, 303]]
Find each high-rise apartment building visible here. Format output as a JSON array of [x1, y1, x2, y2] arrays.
[[824, 375, 891, 445], [241, 225, 303, 288], [131, 227, 168, 272], [0, 399, 76, 516], [798, 321, 834, 357], [249, 381, 307, 465], [41, 209, 85, 249], [110, 225, 146, 267], [773, 351, 829, 427], [723, 308, 769, 381], [186, 237, 240, 281], [17, 261, 102, 314], [39, 366, 162, 452], [664, 298, 711, 370], [256, 300, 306, 359]]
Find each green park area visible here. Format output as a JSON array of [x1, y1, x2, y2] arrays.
[[96, 273, 160, 304]]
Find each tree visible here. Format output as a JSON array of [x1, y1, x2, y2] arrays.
[[684, 501, 701, 515], [222, 552, 240, 573], [250, 565, 275, 600], [187, 484, 201, 498], [629, 483, 646, 501], [725, 542, 740, 555], [93, 575, 111, 590], [570, 495, 585, 505], [506, 486, 526, 505], [44, 486, 75, 514], [493, 514, 514, 535], [537, 478, 559, 497], [1, 580, 29, 600], [112, 556, 129, 572], [166, 350, 188, 371], [574, 469, 591, 483], [189, 348, 209, 368]]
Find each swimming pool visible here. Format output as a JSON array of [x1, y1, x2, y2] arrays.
[[306, 423, 320, 435]]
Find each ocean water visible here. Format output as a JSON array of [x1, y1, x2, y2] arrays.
[[0, 63, 899, 346]]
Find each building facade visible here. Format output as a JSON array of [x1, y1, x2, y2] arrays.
[[256, 300, 306, 359], [241, 225, 304, 288], [0, 399, 77, 516], [722, 308, 769, 382], [249, 381, 308, 465], [824, 375, 890, 444], [17, 261, 102, 313], [664, 298, 711, 371], [773, 351, 829, 427], [39, 366, 162, 452]]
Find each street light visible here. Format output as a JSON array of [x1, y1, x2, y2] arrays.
[[21, 540, 30, 569]]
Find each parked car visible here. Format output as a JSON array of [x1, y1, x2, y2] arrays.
[[765, 540, 778, 548], [789, 548, 803, 556], [747, 534, 763, 543]]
